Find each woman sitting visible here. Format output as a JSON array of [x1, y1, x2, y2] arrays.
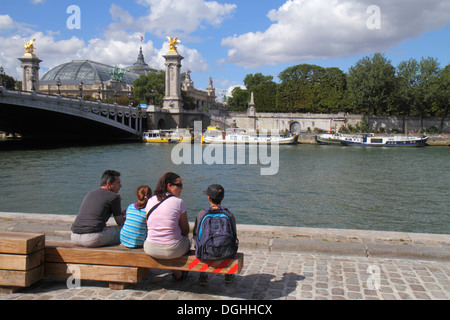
[[144, 172, 190, 280]]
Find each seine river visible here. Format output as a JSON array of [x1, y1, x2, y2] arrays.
[[0, 141, 448, 234]]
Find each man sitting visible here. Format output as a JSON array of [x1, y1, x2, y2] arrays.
[[71, 170, 126, 247]]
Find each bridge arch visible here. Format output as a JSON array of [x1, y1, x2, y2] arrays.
[[289, 121, 301, 133]]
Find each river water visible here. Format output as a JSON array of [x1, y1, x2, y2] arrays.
[[0, 141, 448, 234]]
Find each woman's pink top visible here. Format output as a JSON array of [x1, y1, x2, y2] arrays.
[[145, 194, 186, 245]]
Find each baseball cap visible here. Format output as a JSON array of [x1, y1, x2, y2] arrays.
[[203, 184, 224, 201]]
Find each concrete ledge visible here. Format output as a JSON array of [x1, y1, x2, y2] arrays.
[[271, 238, 368, 257], [366, 243, 450, 261], [1, 212, 449, 261]]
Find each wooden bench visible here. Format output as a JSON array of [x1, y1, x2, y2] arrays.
[[0, 232, 45, 293], [45, 241, 244, 289]]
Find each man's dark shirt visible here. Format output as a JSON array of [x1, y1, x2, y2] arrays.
[[71, 188, 122, 234]]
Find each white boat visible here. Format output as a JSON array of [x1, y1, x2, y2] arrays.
[[142, 128, 193, 143], [317, 133, 349, 145], [339, 133, 428, 147], [202, 127, 297, 145]]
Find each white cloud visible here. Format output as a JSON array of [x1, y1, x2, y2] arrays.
[[136, 0, 236, 37], [0, 15, 16, 30], [221, 0, 450, 68], [0, 0, 232, 80]]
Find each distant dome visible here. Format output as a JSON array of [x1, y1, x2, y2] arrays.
[[41, 60, 139, 85], [125, 46, 156, 76]]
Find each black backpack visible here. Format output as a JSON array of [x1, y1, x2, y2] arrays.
[[195, 207, 238, 261]]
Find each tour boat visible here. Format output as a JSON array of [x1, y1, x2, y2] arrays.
[[142, 128, 193, 143], [339, 133, 428, 147], [317, 133, 349, 145], [202, 127, 297, 145]]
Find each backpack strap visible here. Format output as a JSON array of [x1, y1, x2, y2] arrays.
[[146, 195, 173, 220]]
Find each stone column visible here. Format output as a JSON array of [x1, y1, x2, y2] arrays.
[[162, 52, 184, 112], [18, 53, 42, 92], [248, 91, 256, 130]]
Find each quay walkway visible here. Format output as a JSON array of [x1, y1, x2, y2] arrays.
[[0, 212, 449, 301]]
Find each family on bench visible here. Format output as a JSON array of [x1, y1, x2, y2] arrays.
[[70, 170, 240, 286]]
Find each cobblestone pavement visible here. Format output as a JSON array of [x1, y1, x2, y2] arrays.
[[1, 249, 449, 301], [0, 212, 449, 301]]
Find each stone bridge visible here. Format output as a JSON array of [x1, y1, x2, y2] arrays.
[[0, 88, 147, 140]]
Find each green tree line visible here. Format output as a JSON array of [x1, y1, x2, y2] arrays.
[[227, 53, 449, 122]]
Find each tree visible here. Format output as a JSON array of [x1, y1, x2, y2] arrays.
[[227, 87, 249, 111], [0, 73, 16, 90], [414, 57, 442, 127], [277, 64, 318, 112], [396, 58, 419, 131], [244, 73, 277, 112], [437, 65, 450, 130], [314, 67, 348, 113], [277, 64, 348, 113], [347, 53, 396, 116], [133, 71, 165, 106]]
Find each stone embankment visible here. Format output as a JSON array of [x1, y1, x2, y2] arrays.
[[0, 211, 449, 300]]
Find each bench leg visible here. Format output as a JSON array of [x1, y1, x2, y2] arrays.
[[0, 286, 24, 294], [109, 282, 128, 290]]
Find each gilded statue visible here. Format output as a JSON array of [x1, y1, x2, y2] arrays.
[[24, 39, 36, 56], [166, 36, 180, 53]]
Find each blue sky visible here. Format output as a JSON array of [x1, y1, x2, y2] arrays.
[[1, 0, 449, 99]]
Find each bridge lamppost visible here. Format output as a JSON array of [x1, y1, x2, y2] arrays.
[[31, 74, 36, 92], [97, 86, 102, 101], [150, 89, 155, 105], [128, 90, 133, 107], [79, 81, 83, 99], [56, 78, 61, 95], [0, 67, 4, 87]]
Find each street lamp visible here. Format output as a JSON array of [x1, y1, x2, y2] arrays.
[[0, 67, 4, 87], [79, 80, 83, 98], [150, 89, 155, 105], [97, 85, 102, 101], [128, 90, 133, 106], [31, 74, 36, 92], [56, 78, 61, 95]]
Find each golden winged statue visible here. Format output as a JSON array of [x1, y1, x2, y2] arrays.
[[24, 39, 37, 56], [167, 36, 180, 53]]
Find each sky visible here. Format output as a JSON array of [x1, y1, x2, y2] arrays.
[[1, 0, 449, 100]]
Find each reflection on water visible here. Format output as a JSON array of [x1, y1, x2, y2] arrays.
[[0, 142, 448, 234]]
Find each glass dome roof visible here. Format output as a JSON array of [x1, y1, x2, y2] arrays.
[[41, 60, 139, 85]]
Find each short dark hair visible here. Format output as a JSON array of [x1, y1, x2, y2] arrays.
[[209, 197, 222, 205], [100, 170, 121, 187]]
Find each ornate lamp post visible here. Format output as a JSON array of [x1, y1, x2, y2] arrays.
[[0, 67, 5, 87], [97, 85, 102, 101], [78, 80, 83, 98], [56, 78, 61, 95], [128, 90, 133, 107], [31, 74, 36, 92], [150, 89, 155, 105]]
